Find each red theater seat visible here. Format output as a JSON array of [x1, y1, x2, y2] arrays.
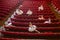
[[11, 18, 59, 23], [1, 0, 60, 39], [0, 0, 19, 21], [4, 26, 60, 32], [12, 21, 60, 27], [1, 31, 60, 38], [14, 15, 56, 19]]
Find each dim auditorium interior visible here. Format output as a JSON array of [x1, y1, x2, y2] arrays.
[[0, 0, 60, 40]]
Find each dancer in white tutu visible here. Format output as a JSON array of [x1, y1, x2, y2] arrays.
[[38, 15, 45, 20], [28, 22, 40, 33], [16, 9, 23, 15], [26, 9, 33, 16], [38, 5, 44, 11], [44, 18, 51, 24]]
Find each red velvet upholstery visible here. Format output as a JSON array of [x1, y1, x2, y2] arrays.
[[1, 31, 60, 37], [11, 18, 59, 23], [0, 0, 19, 21], [12, 21, 60, 27], [4, 26, 60, 32], [1, 0, 60, 39]]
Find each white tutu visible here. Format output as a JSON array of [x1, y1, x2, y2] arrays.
[[26, 10, 32, 15], [38, 5, 44, 11], [38, 17, 44, 20], [16, 9, 23, 15], [0, 26, 6, 37], [0, 27, 5, 31], [5, 18, 11, 25], [11, 12, 16, 18], [44, 18, 51, 24], [6, 23, 12, 27], [28, 25, 37, 32]]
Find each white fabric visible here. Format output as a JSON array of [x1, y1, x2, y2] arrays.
[[44, 18, 51, 24], [0, 27, 5, 31], [0, 27, 5, 37], [6, 23, 12, 27], [38, 5, 44, 11], [11, 12, 16, 18], [26, 10, 32, 15], [5, 18, 11, 25], [16, 9, 23, 15], [11, 15, 14, 18], [38, 17, 44, 20], [28, 25, 37, 32]]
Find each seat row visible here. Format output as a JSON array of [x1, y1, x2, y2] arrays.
[[14, 15, 56, 19], [5, 26, 60, 32], [11, 18, 59, 22], [1, 31, 60, 38], [1, 0, 60, 39], [12, 21, 60, 27]]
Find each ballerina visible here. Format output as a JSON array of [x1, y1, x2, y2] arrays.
[[44, 18, 51, 24], [38, 5, 44, 11], [28, 22, 40, 33], [38, 15, 45, 20], [26, 9, 33, 16], [16, 9, 23, 15]]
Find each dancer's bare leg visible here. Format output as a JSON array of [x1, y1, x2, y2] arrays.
[[35, 30, 40, 33]]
